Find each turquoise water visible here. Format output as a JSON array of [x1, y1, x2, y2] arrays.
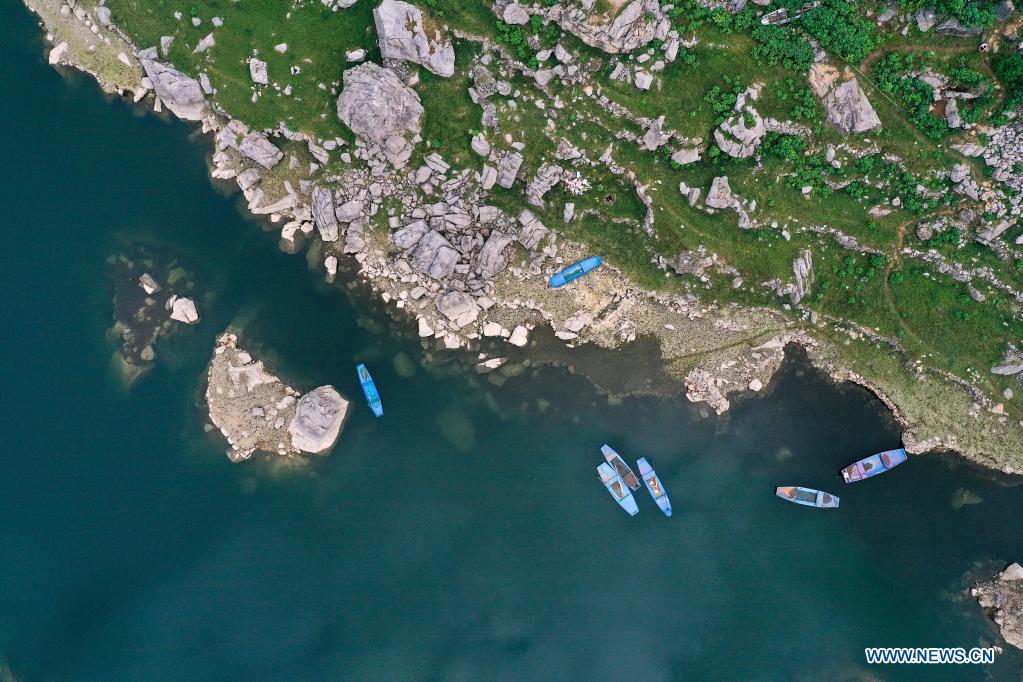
[[5, 6, 1023, 680]]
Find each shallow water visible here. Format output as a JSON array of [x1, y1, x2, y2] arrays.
[[4, 5, 1023, 680]]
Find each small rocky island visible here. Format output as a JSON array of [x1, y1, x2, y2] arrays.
[[974, 562, 1023, 649], [205, 331, 349, 462]]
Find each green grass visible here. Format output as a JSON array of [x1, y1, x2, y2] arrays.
[[106, 0, 379, 137]]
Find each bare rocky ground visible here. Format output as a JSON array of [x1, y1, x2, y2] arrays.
[[24, 0, 1023, 472]]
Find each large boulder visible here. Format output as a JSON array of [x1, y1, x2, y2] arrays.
[[140, 58, 205, 121], [288, 386, 349, 454], [374, 0, 456, 77], [311, 187, 339, 242], [551, 0, 670, 54], [237, 132, 283, 169], [411, 230, 459, 279], [337, 63, 424, 168], [477, 231, 515, 278], [525, 164, 564, 208], [706, 176, 737, 209], [810, 64, 880, 135]]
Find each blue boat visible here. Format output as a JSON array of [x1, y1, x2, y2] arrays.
[[775, 486, 839, 508], [549, 256, 603, 288], [636, 458, 672, 517], [356, 363, 383, 417], [841, 447, 908, 483], [597, 462, 639, 516], [601, 444, 640, 491]]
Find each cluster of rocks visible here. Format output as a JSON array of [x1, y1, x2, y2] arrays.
[[337, 62, 424, 169], [497, 0, 671, 55], [374, 0, 455, 77], [205, 331, 349, 462], [712, 86, 811, 158], [973, 562, 1023, 650], [109, 247, 200, 385]]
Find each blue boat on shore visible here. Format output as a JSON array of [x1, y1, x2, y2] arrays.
[[841, 448, 908, 483], [549, 256, 603, 288], [356, 363, 383, 417], [636, 458, 672, 517], [597, 462, 639, 516], [776, 486, 839, 508]]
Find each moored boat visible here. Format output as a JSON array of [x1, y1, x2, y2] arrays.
[[775, 486, 839, 508], [549, 256, 603, 288], [597, 462, 639, 516], [636, 457, 672, 517], [356, 363, 383, 417], [841, 448, 908, 483], [601, 444, 640, 491]]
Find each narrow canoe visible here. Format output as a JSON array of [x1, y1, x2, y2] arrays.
[[636, 457, 672, 517], [356, 363, 383, 417], [841, 448, 908, 483], [601, 444, 640, 491], [597, 462, 639, 516], [549, 256, 603, 288], [776, 486, 840, 508]]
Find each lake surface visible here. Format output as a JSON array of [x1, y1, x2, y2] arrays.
[[5, 5, 1023, 680]]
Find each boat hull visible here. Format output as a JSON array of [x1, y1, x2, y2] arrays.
[[597, 462, 639, 516], [601, 444, 640, 490], [636, 457, 672, 517], [549, 256, 603, 288], [775, 486, 839, 508], [841, 448, 907, 483], [356, 363, 383, 417]]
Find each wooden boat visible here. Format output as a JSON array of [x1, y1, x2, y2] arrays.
[[775, 486, 839, 508], [636, 457, 672, 517], [356, 363, 383, 417], [549, 256, 603, 288], [601, 444, 640, 491], [841, 448, 908, 483], [597, 462, 639, 516]]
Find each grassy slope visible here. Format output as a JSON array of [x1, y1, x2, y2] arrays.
[[100, 0, 1023, 426]]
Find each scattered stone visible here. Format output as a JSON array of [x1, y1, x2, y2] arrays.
[[503, 2, 530, 25], [168, 296, 200, 324], [508, 325, 529, 347], [249, 58, 268, 85]]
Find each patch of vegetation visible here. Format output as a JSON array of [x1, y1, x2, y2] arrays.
[[750, 25, 815, 72], [800, 0, 880, 65]]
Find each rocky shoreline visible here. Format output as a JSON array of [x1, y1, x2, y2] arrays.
[[25, 0, 1023, 472]]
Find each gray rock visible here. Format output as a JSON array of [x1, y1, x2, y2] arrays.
[[496, 150, 524, 188], [915, 6, 937, 31], [526, 164, 564, 208], [312, 187, 339, 242], [194, 32, 215, 53], [992, 364, 1023, 375], [634, 70, 653, 90], [435, 291, 477, 321], [249, 58, 268, 85], [140, 58, 206, 121], [535, 69, 556, 87], [503, 2, 530, 25], [671, 146, 702, 165], [715, 107, 766, 158], [480, 164, 498, 190], [471, 134, 491, 157], [818, 71, 881, 135], [643, 115, 671, 150], [337, 62, 424, 168], [336, 199, 364, 223], [706, 176, 736, 209], [477, 231, 515, 278], [517, 210, 548, 249], [791, 249, 814, 304], [392, 219, 429, 250], [411, 231, 459, 279], [374, 0, 455, 77], [237, 133, 283, 169], [288, 386, 349, 454], [554, 0, 669, 54], [936, 18, 983, 36], [95, 6, 112, 26], [946, 98, 962, 129]]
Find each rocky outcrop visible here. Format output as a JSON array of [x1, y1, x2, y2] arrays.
[[495, 150, 524, 188], [337, 62, 424, 168], [525, 164, 564, 208], [477, 230, 515, 279], [374, 0, 455, 77], [706, 176, 738, 209], [288, 386, 350, 454], [715, 107, 766, 158], [140, 58, 205, 121], [974, 563, 1023, 649], [791, 249, 814, 305], [543, 0, 671, 54], [206, 331, 349, 461], [809, 64, 880, 135]]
